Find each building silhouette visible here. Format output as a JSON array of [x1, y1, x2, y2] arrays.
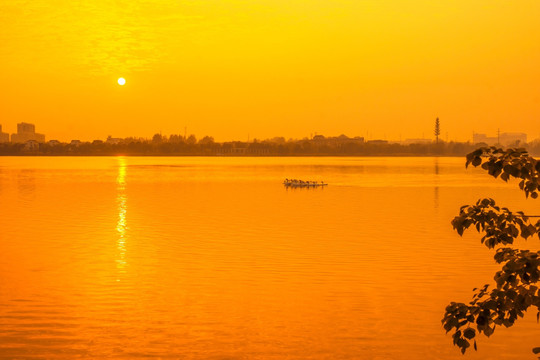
[[106, 135, 124, 144], [473, 132, 527, 146], [402, 138, 432, 145], [11, 122, 45, 143], [0, 124, 9, 143]]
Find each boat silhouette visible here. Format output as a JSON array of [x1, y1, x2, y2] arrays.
[[283, 179, 328, 188]]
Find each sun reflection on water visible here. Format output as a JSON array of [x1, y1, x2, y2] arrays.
[[116, 157, 128, 274]]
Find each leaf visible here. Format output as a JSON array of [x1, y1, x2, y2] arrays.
[[474, 149, 485, 156], [476, 315, 487, 326], [503, 164, 516, 176], [485, 300, 497, 310], [464, 328, 475, 339], [533, 347, 540, 354]]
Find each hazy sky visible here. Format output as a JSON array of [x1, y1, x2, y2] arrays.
[[1, 0, 539, 142]]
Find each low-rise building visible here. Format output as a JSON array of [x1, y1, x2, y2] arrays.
[[312, 134, 365, 145], [23, 140, 40, 152], [473, 132, 527, 146], [500, 132, 527, 146], [106, 136, 124, 144], [402, 138, 432, 145]]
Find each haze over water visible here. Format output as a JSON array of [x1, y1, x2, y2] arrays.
[[1, 156, 539, 359]]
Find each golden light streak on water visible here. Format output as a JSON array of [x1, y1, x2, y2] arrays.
[[115, 157, 128, 275]]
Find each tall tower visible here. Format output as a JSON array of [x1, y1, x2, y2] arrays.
[[18, 122, 36, 134], [434, 117, 441, 144], [11, 122, 45, 143]]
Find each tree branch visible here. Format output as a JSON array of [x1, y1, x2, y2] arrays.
[[452, 198, 540, 248], [466, 147, 540, 199], [442, 248, 540, 354]]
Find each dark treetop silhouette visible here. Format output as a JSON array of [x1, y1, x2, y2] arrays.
[[442, 147, 540, 357]]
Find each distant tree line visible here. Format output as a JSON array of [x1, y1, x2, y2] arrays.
[[2, 134, 540, 156]]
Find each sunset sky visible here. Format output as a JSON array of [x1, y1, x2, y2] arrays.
[[1, 0, 539, 142]]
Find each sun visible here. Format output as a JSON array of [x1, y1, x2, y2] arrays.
[[117, 77, 126, 86]]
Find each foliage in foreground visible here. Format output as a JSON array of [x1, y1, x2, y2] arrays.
[[442, 147, 540, 356]]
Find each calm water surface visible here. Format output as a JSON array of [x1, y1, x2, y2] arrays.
[[1, 156, 539, 359]]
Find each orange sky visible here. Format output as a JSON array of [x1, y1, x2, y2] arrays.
[[1, 0, 539, 142]]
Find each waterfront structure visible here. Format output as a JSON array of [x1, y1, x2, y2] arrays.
[[402, 138, 432, 145], [473, 132, 527, 146], [312, 134, 365, 145], [23, 140, 40, 151], [106, 136, 124, 144], [11, 122, 45, 143], [500, 132, 528, 146], [0, 124, 9, 143]]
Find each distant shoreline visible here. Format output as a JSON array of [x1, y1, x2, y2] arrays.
[[2, 153, 540, 158], [2, 140, 538, 157], [0, 154, 469, 157]]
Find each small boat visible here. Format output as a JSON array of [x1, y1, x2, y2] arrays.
[[283, 179, 328, 187]]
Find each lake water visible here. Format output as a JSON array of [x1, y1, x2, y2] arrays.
[[1, 156, 539, 359]]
